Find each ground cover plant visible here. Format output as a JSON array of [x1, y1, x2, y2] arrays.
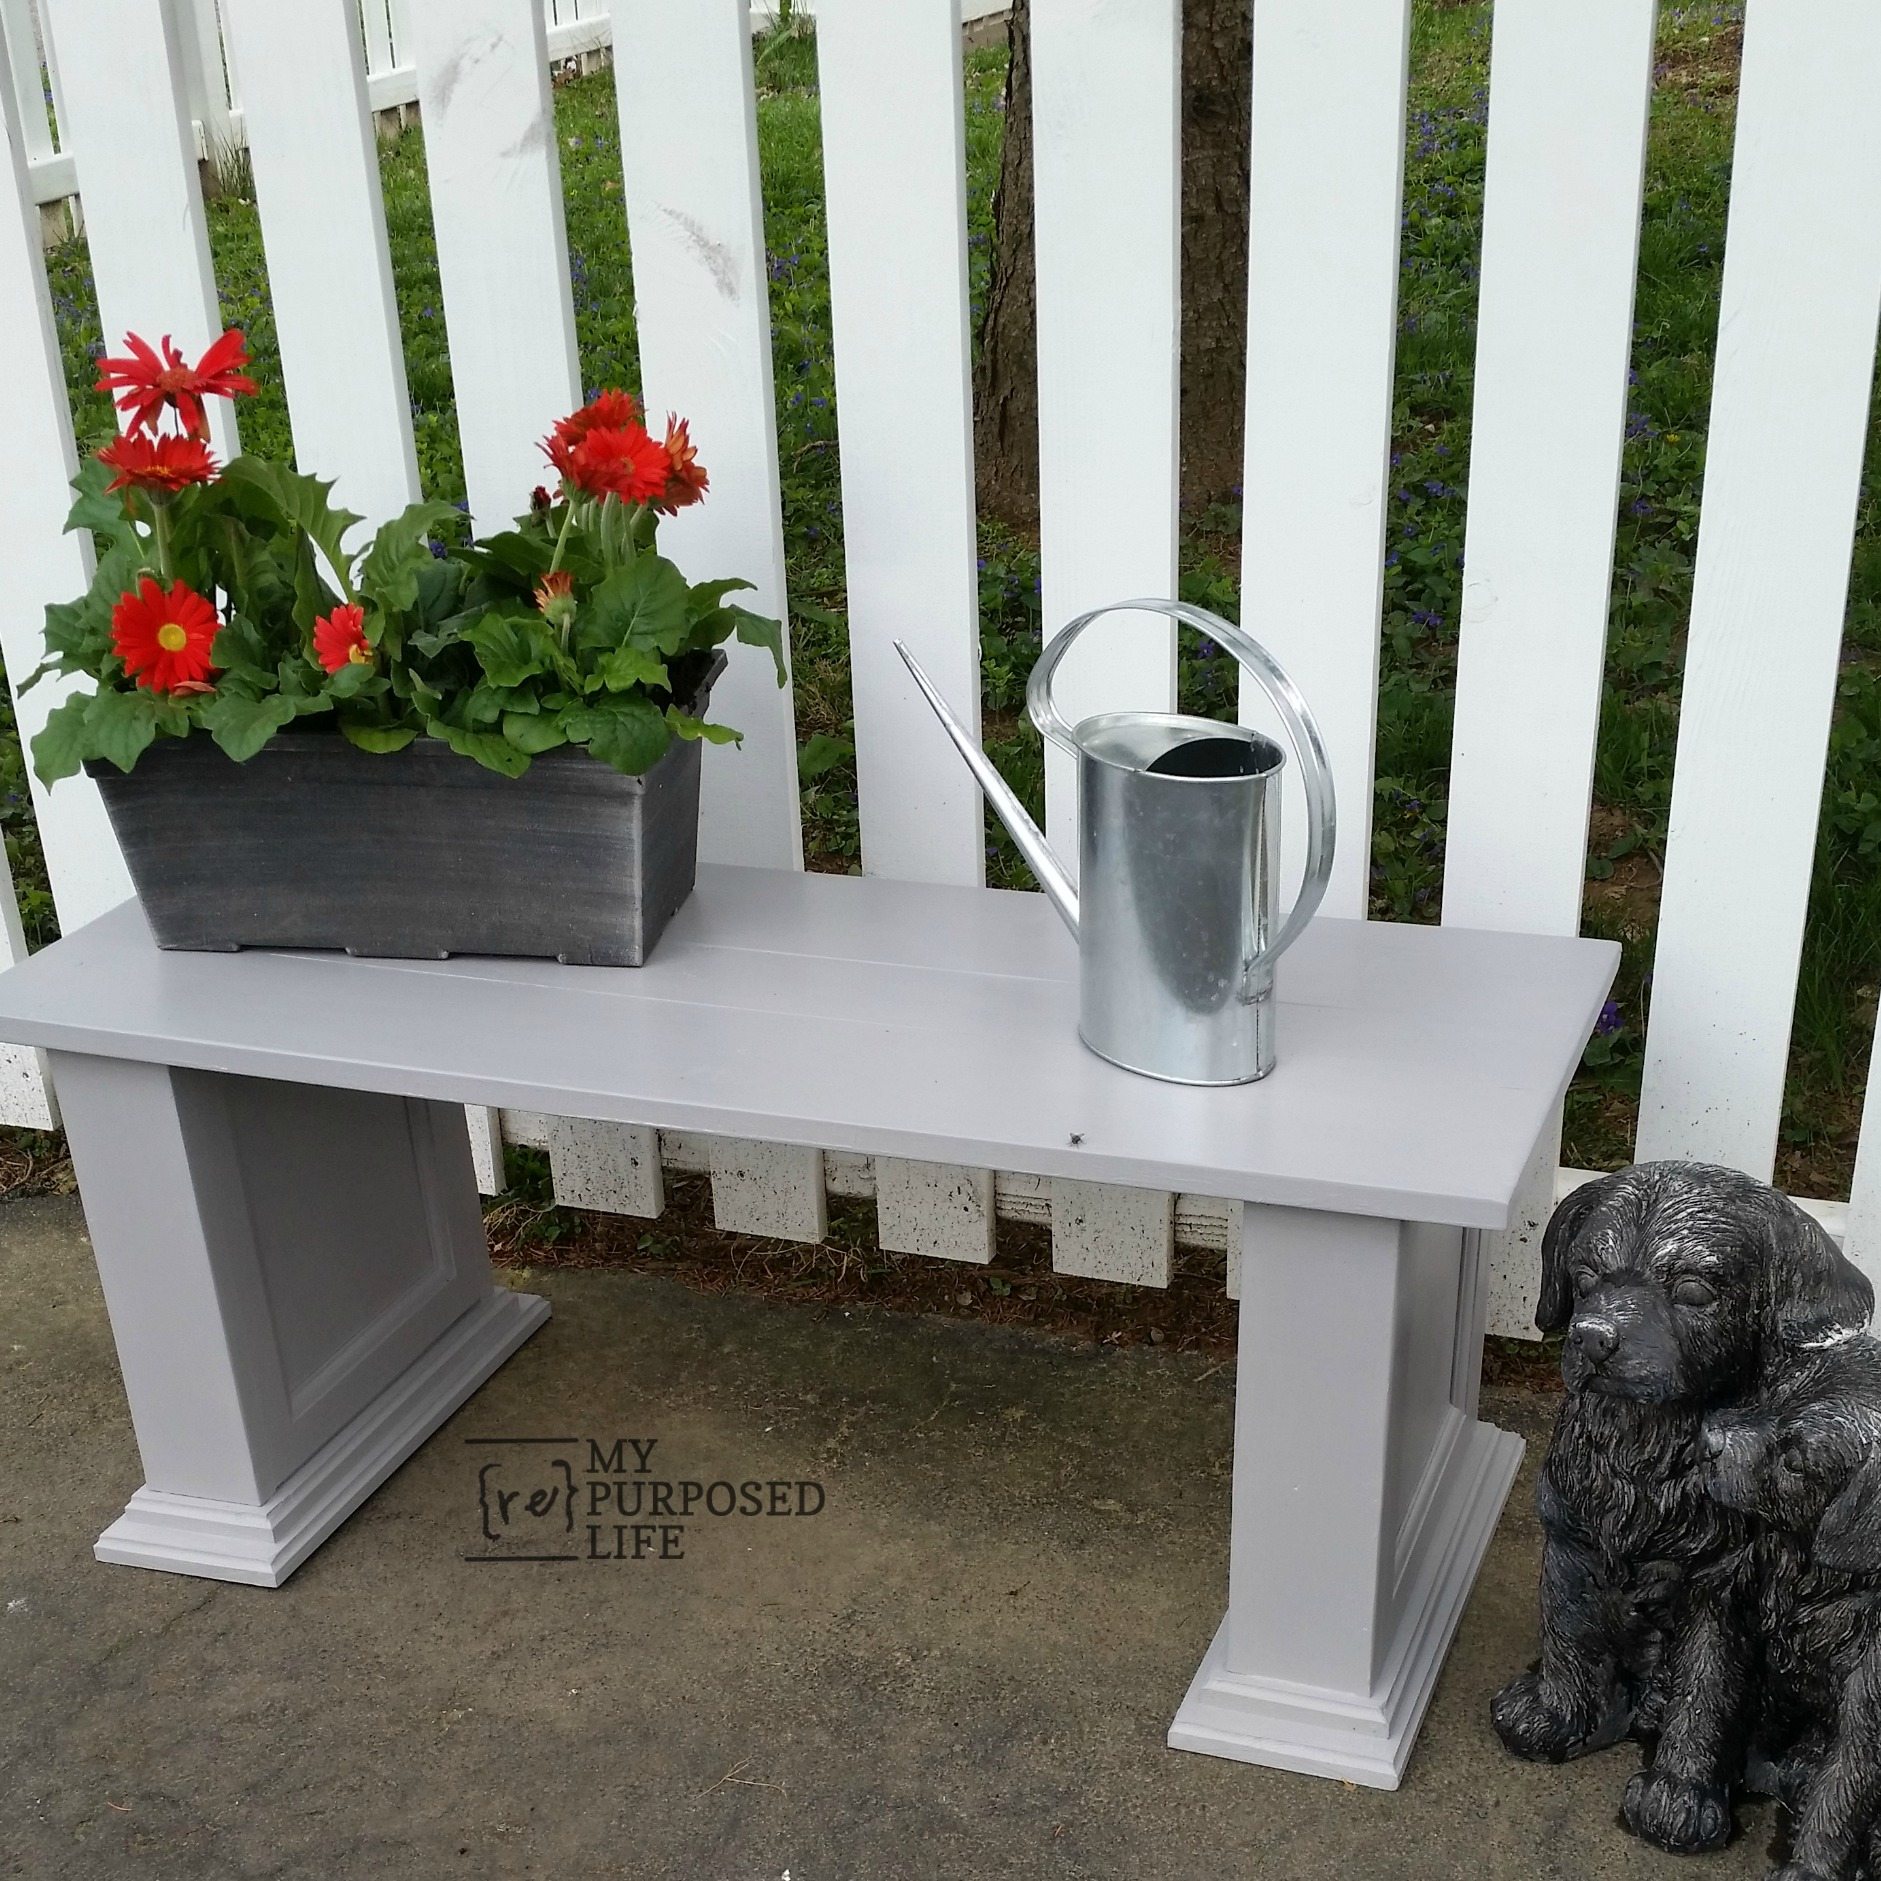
[[11, 0, 1879, 1207]]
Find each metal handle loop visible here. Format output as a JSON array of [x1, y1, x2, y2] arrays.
[[1025, 598, 1338, 964]]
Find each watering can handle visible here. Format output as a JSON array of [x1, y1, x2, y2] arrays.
[[1026, 598, 1338, 964]]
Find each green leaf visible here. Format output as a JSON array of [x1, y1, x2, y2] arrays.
[[199, 691, 297, 762], [339, 719, 417, 754], [666, 706, 741, 746], [580, 555, 691, 656], [686, 576, 757, 620], [216, 456, 363, 598], [425, 718, 532, 776], [357, 499, 463, 615], [503, 710, 568, 755], [730, 605, 788, 685], [595, 643, 669, 694], [560, 694, 671, 774], [466, 613, 557, 688], [322, 659, 379, 701], [64, 456, 142, 554], [31, 694, 93, 785], [797, 731, 856, 782], [83, 687, 167, 773]]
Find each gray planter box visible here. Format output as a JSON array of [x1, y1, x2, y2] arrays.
[[87, 660, 723, 966]]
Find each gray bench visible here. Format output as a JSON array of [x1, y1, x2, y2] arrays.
[[0, 863, 1615, 1787]]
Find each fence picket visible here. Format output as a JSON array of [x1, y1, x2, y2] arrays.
[[816, 0, 983, 887], [359, 0, 396, 82], [1029, 0, 1180, 1286], [611, 0, 801, 870], [40, 0, 238, 461], [220, 0, 420, 534], [1, 0, 51, 164], [404, 0, 580, 533], [1238, 0, 1411, 920], [1636, 0, 1881, 1178], [1442, 0, 1654, 1336], [1848, 1052, 1881, 1288], [0, 24, 131, 947]]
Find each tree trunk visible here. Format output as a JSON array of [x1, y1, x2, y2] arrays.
[[972, 0, 1254, 527]]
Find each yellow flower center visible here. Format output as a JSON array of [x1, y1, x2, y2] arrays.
[[156, 622, 189, 653], [347, 644, 371, 665]]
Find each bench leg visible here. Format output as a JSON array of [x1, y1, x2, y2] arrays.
[[1168, 1203, 1523, 1788], [51, 1051, 549, 1587]]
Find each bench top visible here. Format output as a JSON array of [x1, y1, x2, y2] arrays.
[[0, 865, 1617, 1229]]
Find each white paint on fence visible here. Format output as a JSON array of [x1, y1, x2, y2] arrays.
[[1445, 0, 1654, 940], [1238, 0, 1411, 920], [708, 1139, 827, 1242], [0, 24, 130, 958], [1848, 1051, 1881, 1293], [817, 0, 985, 887], [1030, 0, 1178, 862], [548, 1117, 664, 1215], [876, 1156, 995, 1265], [1028, 0, 1180, 1286], [1637, 0, 1881, 1180], [41, 0, 238, 462], [1052, 1179, 1173, 1290], [405, 0, 581, 534], [1443, 0, 1656, 1338], [220, 0, 420, 536], [611, 0, 802, 872]]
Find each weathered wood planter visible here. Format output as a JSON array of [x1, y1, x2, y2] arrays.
[[87, 657, 724, 966]]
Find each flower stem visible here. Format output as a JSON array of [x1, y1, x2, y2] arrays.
[[150, 496, 174, 581], [547, 496, 578, 576]]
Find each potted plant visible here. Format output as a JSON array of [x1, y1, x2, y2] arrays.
[[28, 330, 786, 965]]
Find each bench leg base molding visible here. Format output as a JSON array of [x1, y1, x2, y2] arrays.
[[1168, 1422, 1523, 1786], [95, 1288, 549, 1587], [1166, 1204, 1521, 1788]]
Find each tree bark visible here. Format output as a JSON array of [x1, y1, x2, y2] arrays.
[[972, 0, 1254, 527]]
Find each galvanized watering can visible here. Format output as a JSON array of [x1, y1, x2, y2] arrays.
[[896, 598, 1336, 1085]]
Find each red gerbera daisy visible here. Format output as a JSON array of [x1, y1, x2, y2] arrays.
[[111, 578, 220, 693], [539, 389, 644, 486], [96, 328, 259, 439], [562, 424, 673, 505], [313, 603, 373, 673], [97, 431, 219, 496], [655, 415, 709, 514]]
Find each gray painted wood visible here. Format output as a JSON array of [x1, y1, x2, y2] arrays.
[[52, 1050, 547, 1582], [1168, 1201, 1524, 1786], [0, 867, 1618, 1229]]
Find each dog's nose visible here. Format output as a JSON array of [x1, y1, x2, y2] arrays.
[[1700, 1426, 1727, 1460], [1571, 1319, 1617, 1364]]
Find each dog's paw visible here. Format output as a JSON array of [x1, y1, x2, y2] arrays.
[[1621, 1768, 1733, 1854], [1764, 1868, 1836, 1881], [1490, 1670, 1625, 1763]]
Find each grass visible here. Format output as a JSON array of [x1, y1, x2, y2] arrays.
[[14, 0, 1881, 1201]]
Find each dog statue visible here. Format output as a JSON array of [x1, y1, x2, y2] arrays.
[[1704, 1335, 1881, 1881], [1491, 1162, 1873, 1855]]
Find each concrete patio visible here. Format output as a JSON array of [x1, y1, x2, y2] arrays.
[[1, 1194, 1785, 1879]]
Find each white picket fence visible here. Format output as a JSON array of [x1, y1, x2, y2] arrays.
[[1, 0, 1878, 1340]]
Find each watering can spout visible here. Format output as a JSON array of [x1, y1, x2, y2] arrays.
[[893, 640, 1080, 938]]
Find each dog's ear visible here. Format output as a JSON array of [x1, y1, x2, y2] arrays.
[[1537, 1175, 1619, 1334], [1813, 1454, 1881, 1576], [1762, 1196, 1874, 1349]]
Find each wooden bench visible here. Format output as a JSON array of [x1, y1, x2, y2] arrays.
[[0, 863, 1615, 1786]]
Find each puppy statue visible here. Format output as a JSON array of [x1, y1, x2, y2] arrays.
[[1491, 1162, 1873, 1855], [1704, 1335, 1881, 1881]]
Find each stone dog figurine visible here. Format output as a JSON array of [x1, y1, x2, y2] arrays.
[[1491, 1162, 1873, 1855], [1704, 1335, 1881, 1881]]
